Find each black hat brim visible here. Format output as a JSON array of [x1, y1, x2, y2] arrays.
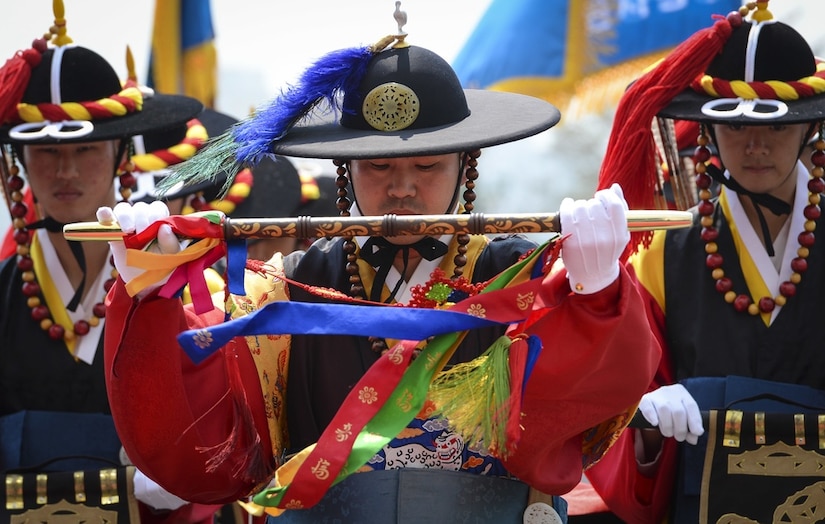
[[658, 88, 825, 125], [268, 90, 560, 159], [0, 93, 203, 144]]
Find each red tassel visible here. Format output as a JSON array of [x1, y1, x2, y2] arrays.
[[504, 336, 528, 456], [198, 341, 269, 484], [0, 42, 45, 123], [597, 15, 735, 261]]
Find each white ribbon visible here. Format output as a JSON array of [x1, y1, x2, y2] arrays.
[[701, 97, 789, 120], [8, 120, 95, 141]]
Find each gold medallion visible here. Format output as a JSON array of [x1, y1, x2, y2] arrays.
[[362, 82, 420, 131]]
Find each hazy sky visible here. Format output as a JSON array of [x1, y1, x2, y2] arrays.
[[0, 0, 492, 120]]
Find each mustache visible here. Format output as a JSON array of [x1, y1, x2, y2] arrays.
[[376, 198, 426, 214]]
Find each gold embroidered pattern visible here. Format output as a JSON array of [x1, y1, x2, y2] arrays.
[[232, 254, 291, 464], [774, 481, 825, 522], [335, 423, 353, 442], [310, 458, 331, 480], [358, 386, 379, 405], [396, 388, 414, 412], [424, 352, 438, 371], [516, 292, 535, 311], [387, 345, 405, 365], [727, 441, 825, 476], [192, 329, 214, 349], [9, 499, 120, 524], [362, 82, 420, 131], [467, 303, 486, 317]]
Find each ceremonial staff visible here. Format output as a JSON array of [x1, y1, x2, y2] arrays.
[[62, 209, 693, 242]]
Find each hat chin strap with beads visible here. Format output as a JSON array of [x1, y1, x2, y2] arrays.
[[334, 150, 482, 355], [685, 2, 825, 317], [0, 2, 121, 351], [693, 124, 824, 317], [2, 151, 117, 350]]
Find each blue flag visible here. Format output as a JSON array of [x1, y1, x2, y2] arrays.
[[452, 0, 741, 113], [147, 0, 217, 108]]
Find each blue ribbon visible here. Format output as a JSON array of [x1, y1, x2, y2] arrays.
[[226, 239, 248, 296], [178, 301, 514, 364]]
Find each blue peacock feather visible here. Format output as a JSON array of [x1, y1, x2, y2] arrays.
[[158, 45, 376, 198]]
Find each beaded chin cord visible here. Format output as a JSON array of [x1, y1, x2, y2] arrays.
[[334, 150, 481, 353], [693, 124, 823, 316], [4, 152, 117, 344]]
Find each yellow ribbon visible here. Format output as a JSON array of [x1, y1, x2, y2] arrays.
[[123, 238, 221, 297]]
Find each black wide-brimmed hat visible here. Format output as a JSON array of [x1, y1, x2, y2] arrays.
[[263, 45, 560, 160], [657, 15, 825, 125], [164, 15, 560, 195], [597, 3, 825, 217], [0, 5, 201, 145]]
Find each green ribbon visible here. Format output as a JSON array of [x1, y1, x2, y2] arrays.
[[252, 241, 548, 507]]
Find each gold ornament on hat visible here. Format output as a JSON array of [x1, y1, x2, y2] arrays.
[[362, 82, 420, 131]]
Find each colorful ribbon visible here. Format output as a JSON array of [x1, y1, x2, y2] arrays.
[[177, 301, 508, 364], [122, 212, 226, 314], [174, 240, 557, 512]]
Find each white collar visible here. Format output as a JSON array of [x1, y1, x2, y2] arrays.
[[723, 160, 808, 323], [35, 230, 112, 365]]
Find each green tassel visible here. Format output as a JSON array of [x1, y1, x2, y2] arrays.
[[429, 335, 512, 456]]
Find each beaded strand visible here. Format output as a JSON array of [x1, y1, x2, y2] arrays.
[[6, 159, 116, 342], [333, 151, 481, 354], [693, 126, 823, 315]]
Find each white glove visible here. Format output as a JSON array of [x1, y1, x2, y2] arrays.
[[97, 201, 184, 298], [638, 384, 704, 445], [133, 468, 187, 511], [559, 183, 630, 294]]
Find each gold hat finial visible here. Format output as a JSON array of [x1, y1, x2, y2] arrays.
[[50, 0, 74, 46], [739, 1, 773, 23], [126, 46, 137, 83]]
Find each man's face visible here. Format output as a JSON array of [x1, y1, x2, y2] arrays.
[[349, 153, 462, 244], [22, 140, 119, 224], [713, 122, 809, 200]]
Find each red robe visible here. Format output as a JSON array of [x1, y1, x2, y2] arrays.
[[582, 265, 678, 523], [104, 257, 660, 506]]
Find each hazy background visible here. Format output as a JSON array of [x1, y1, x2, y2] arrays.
[[2, 1, 824, 234]]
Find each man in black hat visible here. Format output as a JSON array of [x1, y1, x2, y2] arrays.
[[0, 3, 235, 523], [585, 2, 825, 522], [96, 8, 660, 523]]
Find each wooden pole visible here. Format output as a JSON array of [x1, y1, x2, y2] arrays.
[[63, 209, 694, 242]]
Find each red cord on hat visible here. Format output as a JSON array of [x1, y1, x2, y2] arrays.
[[597, 13, 739, 260], [0, 40, 46, 123]]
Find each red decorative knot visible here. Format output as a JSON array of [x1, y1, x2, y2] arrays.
[[407, 267, 488, 309], [31, 38, 48, 53], [9, 169, 117, 343], [693, 133, 821, 316], [727, 10, 743, 27]]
